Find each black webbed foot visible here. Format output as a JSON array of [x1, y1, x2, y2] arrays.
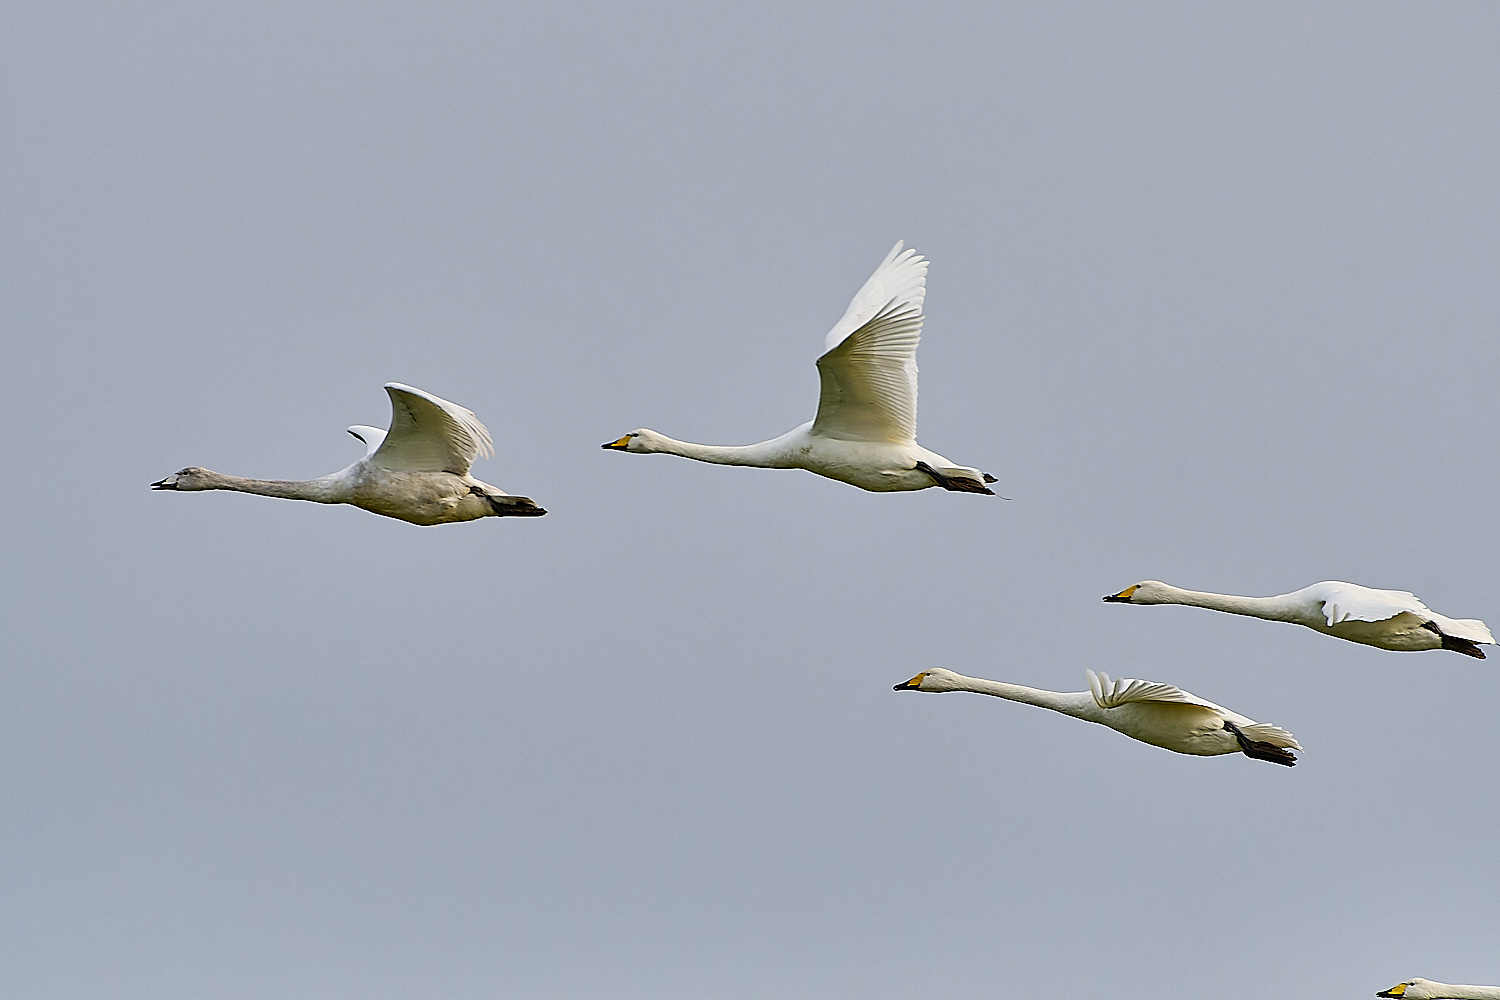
[[471, 486, 548, 517], [913, 460, 996, 495], [1420, 619, 1486, 658], [1221, 720, 1297, 767]]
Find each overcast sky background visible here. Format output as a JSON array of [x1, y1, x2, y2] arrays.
[[3, 3, 1498, 998]]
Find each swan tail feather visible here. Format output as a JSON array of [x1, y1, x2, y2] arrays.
[[1423, 613, 1495, 646], [1420, 618, 1490, 657]]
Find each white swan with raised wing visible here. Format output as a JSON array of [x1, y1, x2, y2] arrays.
[[152, 383, 546, 525], [1104, 580, 1492, 658], [603, 242, 997, 494], [894, 667, 1300, 766]]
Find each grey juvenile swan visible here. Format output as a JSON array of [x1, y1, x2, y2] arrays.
[[152, 383, 546, 525]]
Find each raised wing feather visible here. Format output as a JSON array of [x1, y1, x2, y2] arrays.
[[368, 383, 494, 476], [812, 300, 922, 442], [347, 425, 387, 459], [822, 242, 928, 354], [1087, 670, 1221, 711]]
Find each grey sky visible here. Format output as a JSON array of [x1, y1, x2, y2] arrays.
[[4, 3, 1497, 997]]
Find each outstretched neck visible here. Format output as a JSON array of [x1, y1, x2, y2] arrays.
[[641, 431, 796, 468], [1152, 585, 1300, 622], [947, 674, 1082, 716], [1404, 985, 1500, 1000], [1428, 986, 1500, 1000], [194, 469, 345, 503]]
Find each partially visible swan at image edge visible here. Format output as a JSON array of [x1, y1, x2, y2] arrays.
[[1103, 580, 1493, 658], [893, 667, 1300, 766], [602, 242, 998, 494], [1378, 980, 1500, 999], [152, 383, 546, 525]]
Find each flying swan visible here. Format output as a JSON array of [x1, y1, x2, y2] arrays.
[[893, 667, 1300, 765], [1377, 980, 1500, 999], [602, 242, 998, 494], [1103, 581, 1493, 658], [152, 383, 546, 525]]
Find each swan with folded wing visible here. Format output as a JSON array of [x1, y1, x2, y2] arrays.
[[1104, 580, 1492, 658], [893, 667, 1300, 765]]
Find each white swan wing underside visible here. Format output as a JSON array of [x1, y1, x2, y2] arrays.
[[1086, 670, 1220, 711], [368, 383, 495, 475], [811, 244, 928, 443], [821, 242, 928, 353]]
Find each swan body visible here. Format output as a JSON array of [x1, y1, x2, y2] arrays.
[[894, 667, 1300, 765], [1104, 580, 1493, 658], [152, 383, 546, 526], [1378, 980, 1500, 999], [603, 243, 997, 494]]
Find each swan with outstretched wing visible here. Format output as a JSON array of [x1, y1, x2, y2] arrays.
[[153, 383, 546, 525], [603, 243, 998, 495]]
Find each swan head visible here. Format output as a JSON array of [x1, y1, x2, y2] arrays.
[[1103, 580, 1174, 604], [1377, 982, 1444, 999], [151, 467, 215, 491], [893, 667, 964, 693], [601, 429, 664, 453]]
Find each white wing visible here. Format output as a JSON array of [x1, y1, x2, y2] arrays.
[[1314, 582, 1494, 644], [1315, 582, 1430, 626], [367, 383, 494, 476], [811, 243, 927, 443], [821, 242, 928, 353], [1087, 670, 1222, 711], [346, 425, 387, 459]]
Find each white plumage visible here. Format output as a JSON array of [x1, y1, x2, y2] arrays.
[[152, 383, 544, 525], [603, 243, 997, 494], [1105, 580, 1493, 658], [1377, 979, 1500, 999], [894, 667, 1301, 765]]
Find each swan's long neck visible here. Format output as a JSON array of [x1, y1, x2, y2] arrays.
[[1152, 585, 1301, 622], [1411, 984, 1500, 1000], [193, 470, 345, 503], [642, 432, 796, 468], [949, 675, 1082, 716]]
